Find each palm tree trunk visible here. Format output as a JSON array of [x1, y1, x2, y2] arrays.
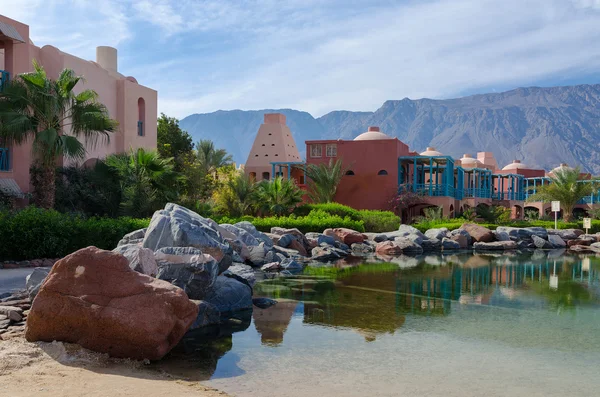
[[563, 205, 574, 222], [30, 161, 55, 209]]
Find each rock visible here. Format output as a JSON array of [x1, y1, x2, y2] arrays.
[[142, 204, 232, 269], [421, 238, 441, 251], [280, 258, 304, 271], [331, 228, 366, 245], [311, 246, 342, 261], [373, 234, 389, 243], [219, 224, 260, 247], [397, 224, 425, 238], [376, 241, 403, 255], [155, 247, 219, 300], [459, 224, 494, 242], [532, 235, 553, 249], [204, 276, 253, 313], [112, 244, 158, 276], [253, 298, 277, 309], [591, 242, 600, 250], [494, 231, 511, 242], [288, 239, 308, 256], [351, 242, 374, 254], [272, 245, 302, 258], [441, 237, 460, 251], [496, 226, 548, 241], [261, 262, 281, 272], [547, 234, 566, 248], [406, 233, 424, 245], [25, 247, 198, 360], [0, 306, 22, 322], [0, 319, 10, 329], [547, 229, 583, 240], [235, 221, 273, 247], [26, 267, 51, 300], [449, 229, 472, 246], [265, 251, 286, 264], [569, 244, 600, 253], [223, 264, 256, 288], [247, 243, 269, 266], [517, 240, 535, 250], [277, 234, 295, 248], [393, 238, 424, 254], [188, 300, 220, 329], [317, 234, 336, 246], [473, 241, 517, 250], [567, 238, 593, 247], [425, 228, 448, 240], [117, 228, 147, 247]]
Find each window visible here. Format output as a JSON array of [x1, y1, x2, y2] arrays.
[[326, 144, 337, 157], [262, 172, 270, 180], [378, 170, 388, 175], [137, 97, 145, 136], [345, 170, 355, 176], [310, 144, 322, 158]]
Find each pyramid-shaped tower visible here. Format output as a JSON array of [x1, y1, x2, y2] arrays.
[[244, 113, 302, 180]]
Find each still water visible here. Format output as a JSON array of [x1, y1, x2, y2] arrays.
[[159, 251, 600, 397]]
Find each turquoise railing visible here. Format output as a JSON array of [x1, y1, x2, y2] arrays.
[[0, 70, 9, 91], [0, 148, 10, 171]]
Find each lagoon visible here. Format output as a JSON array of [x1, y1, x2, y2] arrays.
[[159, 252, 600, 396]]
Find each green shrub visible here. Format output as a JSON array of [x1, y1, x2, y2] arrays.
[[411, 218, 600, 234], [293, 202, 361, 220], [358, 210, 400, 232], [0, 207, 149, 261]]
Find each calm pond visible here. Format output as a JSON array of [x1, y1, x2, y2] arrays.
[[158, 252, 600, 397]]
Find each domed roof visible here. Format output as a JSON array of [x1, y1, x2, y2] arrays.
[[502, 159, 527, 171], [420, 147, 443, 156], [551, 163, 573, 174], [459, 154, 482, 168], [354, 126, 393, 141]]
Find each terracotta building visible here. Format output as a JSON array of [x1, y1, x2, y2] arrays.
[[0, 14, 157, 200]]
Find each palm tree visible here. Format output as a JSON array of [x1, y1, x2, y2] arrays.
[[0, 60, 117, 208], [255, 176, 303, 216], [195, 139, 233, 175], [304, 158, 349, 203], [214, 172, 257, 217], [527, 167, 598, 222], [105, 148, 180, 217]]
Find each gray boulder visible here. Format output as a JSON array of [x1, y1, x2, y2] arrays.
[[496, 226, 548, 241], [547, 229, 582, 240], [155, 247, 220, 300], [247, 243, 269, 266], [532, 235, 553, 249], [204, 276, 253, 313], [406, 233, 424, 245], [494, 231, 511, 242], [425, 228, 448, 241], [219, 224, 260, 247], [317, 234, 336, 246], [397, 224, 425, 238], [473, 241, 517, 250], [441, 238, 460, 251], [311, 246, 342, 261], [547, 234, 566, 248], [280, 258, 304, 271], [234, 221, 273, 247], [277, 234, 295, 248], [117, 228, 147, 247], [265, 250, 286, 264], [393, 237, 424, 255], [25, 267, 51, 300], [373, 234, 389, 243], [449, 229, 472, 246], [112, 244, 158, 276], [223, 263, 256, 288], [188, 300, 221, 329], [351, 242, 374, 253], [421, 238, 441, 251]]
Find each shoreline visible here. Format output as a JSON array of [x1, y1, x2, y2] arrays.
[[0, 337, 228, 397]]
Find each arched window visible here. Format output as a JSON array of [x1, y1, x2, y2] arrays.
[[378, 170, 388, 176], [137, 97, 145, 136], [262, 172, 270, 180], [345, 170, 355, 176]]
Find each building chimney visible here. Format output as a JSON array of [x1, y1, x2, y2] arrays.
[[368, 126, 380, 132], [426, 147, 436, 151], [96, 46, 117, 74], [513, 160, 521, 163], [264, 113, 286, 124]]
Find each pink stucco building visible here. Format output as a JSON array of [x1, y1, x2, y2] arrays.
[[0, 14, 157, 200]]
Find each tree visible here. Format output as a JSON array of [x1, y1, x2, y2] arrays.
[[213, 172, 257, 217], [0, 60, 117, 208], [157, 113, 193, 171], [254, 176, 303, 216], [526, 167, 598, 222], [304, 158, 349, 203], [195, 139, 233, 175], [187, 139, 234, 201], [105, 148, 180, 217]]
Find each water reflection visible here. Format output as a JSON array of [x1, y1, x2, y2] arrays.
[[254, 252, 600, 341]]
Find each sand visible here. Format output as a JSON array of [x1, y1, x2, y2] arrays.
[[0, 337, 228, 397]]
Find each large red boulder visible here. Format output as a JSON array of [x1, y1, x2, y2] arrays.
[[25, 247, 198, 361], [459, 223, 494, 243], [329, 228, 366, 245]]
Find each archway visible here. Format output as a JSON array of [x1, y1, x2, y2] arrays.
[[512, 205, 523, 220], [449, 204, 455, 218], [345, 170, 355, 176], [524, 206, 540, 220]]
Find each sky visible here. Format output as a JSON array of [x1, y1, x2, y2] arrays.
[[3, 0, 600, 119]]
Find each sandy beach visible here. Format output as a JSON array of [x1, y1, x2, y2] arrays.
[[0, 337, 228, 397]]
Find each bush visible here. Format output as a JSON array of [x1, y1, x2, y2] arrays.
[[0, 207, 149, 261], [411, 218, 600, 234], [293, 202, 361, 220], [357, 210, 400, 232]]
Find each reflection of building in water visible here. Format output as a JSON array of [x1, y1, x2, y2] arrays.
[[253, 300, 298, 346]]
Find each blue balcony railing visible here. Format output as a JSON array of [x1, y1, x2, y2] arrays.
[[137, 120, 144, 136], [0, 70, 9, 92], [0, 148, 10, 171], [464, 188, 492, 199], [492, 191, 526, 201], [403, 183, 455, 197]]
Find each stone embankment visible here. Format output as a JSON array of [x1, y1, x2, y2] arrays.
[[7, 204, 600, 360]]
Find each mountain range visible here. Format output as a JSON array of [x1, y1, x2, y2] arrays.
[[179, 84, 600, 173]]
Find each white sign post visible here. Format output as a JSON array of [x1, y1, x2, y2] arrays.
[[583, 218, 592, 234], [551, 201, 560, 230]]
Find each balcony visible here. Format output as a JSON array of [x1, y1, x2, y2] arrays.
[[0, 70, 9, 91], [0, 148, 10, 171], [403, 183, 456, 198]]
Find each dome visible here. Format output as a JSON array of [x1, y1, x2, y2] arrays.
[[420, 147, 443, 156], [459, 154, 482, 168], [354, 126, 393, 141], [502, 159, 527, 171], [551, 163, 573, 174]]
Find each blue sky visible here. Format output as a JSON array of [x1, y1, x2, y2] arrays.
[[3, 0, 600, 119]]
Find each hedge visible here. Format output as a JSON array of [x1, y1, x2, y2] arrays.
[[0, 207, 149, 261], [411, 219, 600, 233]]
